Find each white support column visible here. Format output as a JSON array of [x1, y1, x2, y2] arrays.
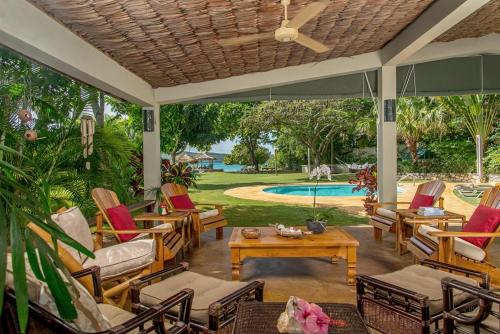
[[377, 66, 398, 205], [143, 105, 161, 200]]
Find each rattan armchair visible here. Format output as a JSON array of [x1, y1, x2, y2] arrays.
[[1, 266, 194, 334], [130, 262, 265, 334], [442, 278, 500, 334], [356, 259, 489, 334]]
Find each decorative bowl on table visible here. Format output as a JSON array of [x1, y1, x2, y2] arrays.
[[241, 228, 261, 239], [271, 224, 311, 239], [305, 219, 327, 234]]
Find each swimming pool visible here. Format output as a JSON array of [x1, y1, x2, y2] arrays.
[[263, 184, 405, 197]]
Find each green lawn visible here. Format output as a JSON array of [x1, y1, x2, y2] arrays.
[[188, 172, 368, 227]]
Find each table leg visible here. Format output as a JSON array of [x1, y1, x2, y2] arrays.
[[395, 214, 402, 253], [231, 248, 241, 281], [347, 246, 357, 286]]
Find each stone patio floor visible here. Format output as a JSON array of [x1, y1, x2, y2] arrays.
[[186, 226, 500, 304]]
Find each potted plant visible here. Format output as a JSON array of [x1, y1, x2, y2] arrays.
[[349, 165, 377, 215], [306, 165, 331, 233]]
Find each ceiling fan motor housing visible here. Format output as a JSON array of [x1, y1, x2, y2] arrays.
[[275, 26, 298, 42]]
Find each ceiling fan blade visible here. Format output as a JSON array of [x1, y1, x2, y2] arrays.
[[217, 32, 274, 46], [295, 33, 330, 53], [286, 0, 329, 30]]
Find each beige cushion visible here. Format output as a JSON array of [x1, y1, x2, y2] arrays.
[[131, 222, 173, 241], [373, 265, 478, 315], [140, 271, 247, 323], [199, 209, 220, 220], [375, 208, 397, 220], [98, 304, 173, 333], [83, 239, 155, 279], [418, 225, 486, 262], [6, 254, 111, 333], [51, 207, 94, 264]]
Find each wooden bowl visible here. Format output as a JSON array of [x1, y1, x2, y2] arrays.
[[241, 228, 261, 239]]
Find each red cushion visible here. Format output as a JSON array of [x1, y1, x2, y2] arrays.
[[170, 194, 195, 209], [409, 194, 435, 209], [106, 204, 138, 242], [460, 205, 500, 248]]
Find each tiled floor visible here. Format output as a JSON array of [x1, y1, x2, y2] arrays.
[[186, 225, 500, 304]]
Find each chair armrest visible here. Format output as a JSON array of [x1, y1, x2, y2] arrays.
[[130, 263, 190, 305], [405, 219, 464, 225], [134, 212, 188, 222], [420, 259, 489, 288], [441, 278, 498, 331], [208, 280, 265, 330], [95, 228, 173, 234], [172, 208, 202, 213], [195, 203, 227, 207], [113, 289, 193, 334], [378, 201, 411, 206], [428, 231, 500, 238], [71, 266, 103, 303]]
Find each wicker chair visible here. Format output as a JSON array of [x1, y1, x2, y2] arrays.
[[1, 265, 194, 334], [407, 186, 500, 285], [442, 278, 500, 334], [368, 180, 445, 241], [356, 259, 489, 334], [130, 262, 265, 334], [161, 183, 228, 248]]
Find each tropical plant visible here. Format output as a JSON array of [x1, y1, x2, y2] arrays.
[[440, 94, 499, 179], [0, 144, 93, 332], [309, 165, 332, 221], [349, 165, 377, 214], [161, 159, 198, 188], [397, 97, 446, 165]]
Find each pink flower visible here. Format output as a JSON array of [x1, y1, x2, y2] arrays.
[[294, 299, 344, 334]]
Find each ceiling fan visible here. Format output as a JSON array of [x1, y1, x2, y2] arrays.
[[217, 0, 330, 53]]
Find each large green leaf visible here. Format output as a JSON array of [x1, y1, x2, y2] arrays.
[[10, 214, 28, 333]]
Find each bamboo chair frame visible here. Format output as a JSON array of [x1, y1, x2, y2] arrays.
[[407, 186, 500, 285], [161, 183, 228, 248], [368, 180, 445, 241], [92, 188, 187, 270]]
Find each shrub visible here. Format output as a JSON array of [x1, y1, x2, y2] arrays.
[[426, 141, 476, 174]]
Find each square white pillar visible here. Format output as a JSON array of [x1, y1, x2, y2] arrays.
[[377, 66, 398, 204], [143, 105, 161, 200]]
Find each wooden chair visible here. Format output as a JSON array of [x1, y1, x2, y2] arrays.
[[161, 183, 228, 248], [2, 265, 194, 334], [407, 186, 500, 285], [368, 180, 445, 241], [92, 188, 187, 267], [442, 277, 500, 334], [27, 205, 174, 308]]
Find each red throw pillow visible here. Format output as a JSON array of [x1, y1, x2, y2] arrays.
[[170, 194, 195, 209], [460, 205, 500, 248], [106, 204, 138, 242], [409, 194, 435, 209]]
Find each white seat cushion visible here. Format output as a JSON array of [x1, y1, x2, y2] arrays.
[[98, 304, 173, 333], [140, 271, 247, 323], [51, 207, 94, 264], [83, 239, 155, 279], [375, 208, 397, 220], [131, 223, 173, 241], [199, 209, 220, 220], [418, 225, 486, 262]]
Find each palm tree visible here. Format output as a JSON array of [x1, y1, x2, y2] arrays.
[[440, 95, 499, 180], [397, 97, 446, 165]]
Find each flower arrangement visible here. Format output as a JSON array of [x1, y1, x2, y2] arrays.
[[161, 159, 198, 188], [349, 165, 377, 214], [277, 296, 346, 334], [308, 165, 331, 229]]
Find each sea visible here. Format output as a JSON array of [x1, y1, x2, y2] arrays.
[[212, 161, 241, 172]]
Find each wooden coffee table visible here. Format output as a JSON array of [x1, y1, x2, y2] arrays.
[[228, 227, 359, 285]]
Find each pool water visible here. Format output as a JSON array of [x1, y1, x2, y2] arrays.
[[263, 184, 405, 197]]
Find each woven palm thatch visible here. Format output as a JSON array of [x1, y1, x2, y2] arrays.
[[436, 0, 500, 42], [27, 0, 498, 89], [176, 153, 197, 164], [195, 153, 215, 161]]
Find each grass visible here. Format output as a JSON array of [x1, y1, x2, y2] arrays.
[[187, 172, 368, 227]]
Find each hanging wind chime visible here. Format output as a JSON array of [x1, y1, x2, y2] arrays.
[[80, 110, 95, 170], [17, 108, 37, 141]]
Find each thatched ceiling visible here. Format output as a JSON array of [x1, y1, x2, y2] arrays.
[[436, 1, 500, 42], [28, 0, 497, 88]]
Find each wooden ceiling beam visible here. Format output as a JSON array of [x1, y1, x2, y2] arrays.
[[381, 0, 492, 66]]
